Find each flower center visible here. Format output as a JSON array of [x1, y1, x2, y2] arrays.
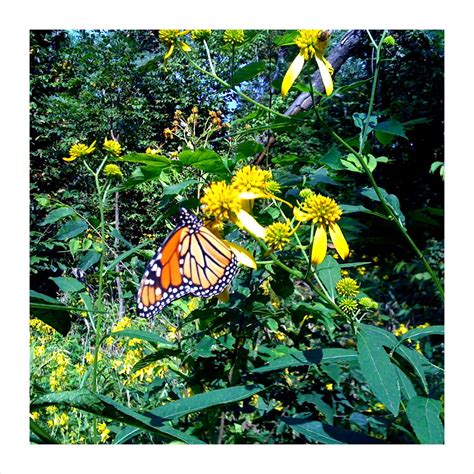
[[301, 193, 342, 225], [295, 30, 330, 60], [200, 181, 242, 222]]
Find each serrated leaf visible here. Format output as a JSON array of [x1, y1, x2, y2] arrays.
[[357, 325, 400, 416], [406, 396, 444, 444]]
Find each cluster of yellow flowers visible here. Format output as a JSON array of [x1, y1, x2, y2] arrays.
[[335, 277, 378, 316]]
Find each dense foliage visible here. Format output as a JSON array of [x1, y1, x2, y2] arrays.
[[30, 29, 444, 444]]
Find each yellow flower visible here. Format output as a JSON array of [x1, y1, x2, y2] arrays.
[[325, 383, 333, 391], [191, 30, 212, 42], [97, 422, 111, 443], [103, 163, 123, 179], [200, 181, 266, 239], [112, 316, 133, 332], [30, 411, 40, 421], [33, 345, 46, 358], [274, 400, 285, 411], [414, 341, 423, 354], [359, 297, 378, 310], [393, 323, 409, 337], [163, 128, 174, 140], [146, 146, 162, 155], [336, 278, 359, 297], [417, 322, 430, 329], [158, 30, 191, 65], [85, 352, 95, 365], [274, 331, 286, 342], [339, 298, 358, 315], [63, 140, 97, 162], [223, 30, 245, 46], [282, 30, 333, 97], [231, 165, 280, 201], [265, 221, 293, 251], [103, 139, 122, 157], [250, 394, 260, 407], [294, 192, 349, 265]]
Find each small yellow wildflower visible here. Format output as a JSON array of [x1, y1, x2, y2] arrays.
[[191, 30, 212, 42], [33, 345, 46, 358], [223, 30, 245, 46], [325, 383, 333, 391], [359, 297, 378, 310], [46, 406, 58, 415], [274, 331, 286, 342], [146, 146, 162, 155], [30, 411, 40, 421], [282, 30, 333, 97], [97, 422, 111, 443], [250, 394, 260, 407], [373, 402, 386, 411], [103, 163, 123, 179], [335, 277, 359, 297], [294, 192, 349, 265], [85, 352, 95, 365], [265, 221, 292, 251], [158, 30, 191, 65], [163, 128, 174, 140], [274, 400, 285, 411], [414, 341, 423, 354], [339, 298, 358, 315], [74, 363, 86, 376], [112, 316, 133, 332], [417, 322, 431, 329], [63, 140, 96, 162], [103, 139, 122, 157], [357, 266, 367, 276], [393, 323, 409, 337], [341, 269, 349, 277]]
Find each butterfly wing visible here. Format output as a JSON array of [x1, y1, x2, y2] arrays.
[[137, 210, 238, 319], [137, 226, 192, 318]]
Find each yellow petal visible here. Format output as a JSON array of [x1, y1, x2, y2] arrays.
[[282, 53, 305, 96], [328, 222, 349, 260], [293, 206, 312, 222], [164, 44, 175, 60], [311, 225, 327, 265], [234, 209, 266, 239], [179, 41, 192, 52], [315, 54, 333, 96], [224, 240, 257, 269], [62, 156, 76, 162], [238, 191, 264, 200]]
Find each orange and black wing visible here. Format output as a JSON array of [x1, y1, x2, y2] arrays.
[[137, 208, 238, 318]]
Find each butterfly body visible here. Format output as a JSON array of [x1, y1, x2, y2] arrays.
[[137, 208, 238, 318]]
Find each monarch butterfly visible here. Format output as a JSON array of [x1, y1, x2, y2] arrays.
[[136, 208, 238, 318]]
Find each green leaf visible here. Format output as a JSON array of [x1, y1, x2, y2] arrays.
[[178, 148, 229, 177], [56, 218, 88, 240], [236, 140, 264, 158], [282, 417, 384, 444], [50, 276, 85, 293], [274, 30, 298, 46], [361, 187, 405, 226], [149, 384, 265, 420], [231, 61, 267, 85], [319, 147, 345, 170], [119, 152, 172, 166], [117, 164, 169, 190], [30, 419, 60, 444], [30, 290, 72, 336], [316, 256, 341, 300], [194, 335, 216, 358], [395, 366, 417, 401], [40, 207, 75, 226], [162, 179, 199, 196], [395, 345, 429, 394], [406, 396, 444, 444], [359, 323, 398, 348], [353, 112, 378, 132], [31, 389, 205, 444], [399, 325, 444, 343], [297, 393, 334, 424], [252, 348, 357, 373], [375, 120, 407, 138], [357, 325, 400, 416], [339, 204, 371, 214], [78, 249, 101, 271], [112, 329, 176, 347]]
